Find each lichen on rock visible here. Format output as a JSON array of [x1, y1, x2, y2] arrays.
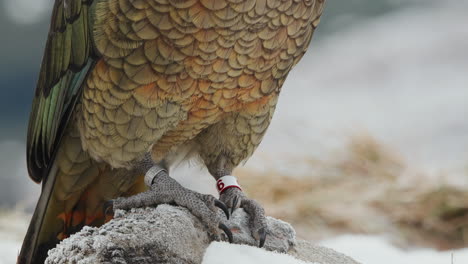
[[46, 205, 359, 264]]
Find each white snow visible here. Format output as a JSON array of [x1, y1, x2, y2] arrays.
[[202, 242, 314, 264], [0, 210, 30, 264], [0, 240, 21, 264], [319, 235, 468, 264], [203, 236, 468, 264]]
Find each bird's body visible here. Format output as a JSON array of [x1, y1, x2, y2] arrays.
[[19, 0, 325, 263], [83, 0, 323, 168]]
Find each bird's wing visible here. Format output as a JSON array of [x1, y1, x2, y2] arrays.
[[27, 0, 97, 182]]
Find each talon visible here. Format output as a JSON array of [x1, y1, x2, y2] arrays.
[[104, 200, 114, 216], [258, 227, 267, 248], [215, 200, 230, 220], [231, 196, 239, 216], [218, 223, 233, 243]]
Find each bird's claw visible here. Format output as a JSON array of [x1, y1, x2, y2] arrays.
[[258, 227, 267, 248], [109, 169, 236, 245], [218, 223, 233, 243], [219, 188, 268, 248], [215, 199, 230, 220], [103, 200, 114, 216]]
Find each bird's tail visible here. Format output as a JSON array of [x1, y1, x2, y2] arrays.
[[18, 164, 76, 264], [18, 142, 146, 264]]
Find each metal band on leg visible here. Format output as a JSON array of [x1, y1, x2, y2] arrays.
[[144, 166, 167, 187]]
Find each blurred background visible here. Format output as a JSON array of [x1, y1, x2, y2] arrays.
[[1, 0, 468, 263]]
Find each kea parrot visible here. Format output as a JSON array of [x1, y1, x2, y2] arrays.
[[18, 0, 326, 263]]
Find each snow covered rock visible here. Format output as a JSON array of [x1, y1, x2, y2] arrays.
[[46, 205, 359, 264]]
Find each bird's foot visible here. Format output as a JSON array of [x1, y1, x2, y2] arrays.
[[219, 184, 268, 247], [105, 166, 232, 242]]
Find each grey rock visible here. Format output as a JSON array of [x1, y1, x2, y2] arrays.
[[46, 205, 359, 264], [290, 240, 360, 264]]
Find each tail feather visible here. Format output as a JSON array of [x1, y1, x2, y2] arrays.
[[18, 165, 146, 264], [19, 129, 147, 264], [17, 167, 106, 264], [18, 164, 61, 264]]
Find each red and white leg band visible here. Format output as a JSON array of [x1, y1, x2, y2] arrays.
[[216, 176, 242, 194]]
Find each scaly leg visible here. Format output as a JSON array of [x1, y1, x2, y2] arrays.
[[196, 109, 276, 248], [214, 171, 268, 247], [106, 162, 232, 242]]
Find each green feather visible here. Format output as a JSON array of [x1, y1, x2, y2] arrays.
[[26, 0, 97, 181], [71, 12, 88, 67], [62, 26, 72, 72], [45, 82, 61, 153]]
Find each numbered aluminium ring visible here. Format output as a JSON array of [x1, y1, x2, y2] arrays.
[[216, 175, 242, 194], [144, 166, 167, 187]]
